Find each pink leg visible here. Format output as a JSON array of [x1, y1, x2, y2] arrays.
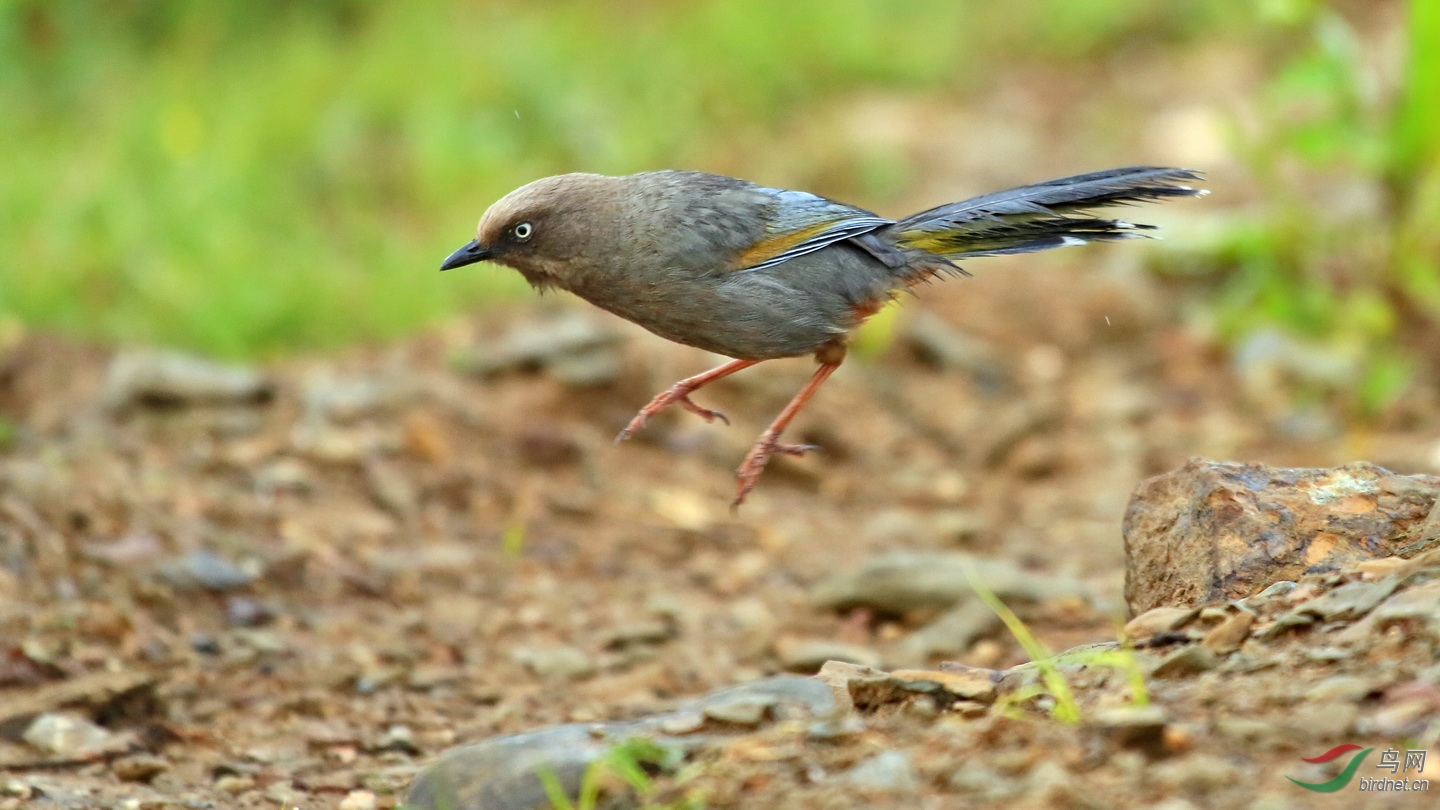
[[732, 361, 840, 507], [615, 358, 759, 443]]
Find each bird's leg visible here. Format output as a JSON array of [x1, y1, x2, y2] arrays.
[[616, 358, 759, 443], [732, 358, 841, 508]]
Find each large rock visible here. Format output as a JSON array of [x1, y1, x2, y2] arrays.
[[1123, 459, 1440, 613]]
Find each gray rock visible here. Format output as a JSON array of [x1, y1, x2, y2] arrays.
[[22, 712, 115, 758], [701, 695, 773, 727], [158, 549, 256, 592], [462, 312, 624, 386], [806, 715, 866, 741], [1151, 645, 1217, 678], [843, 750, 920, 794], [811, 552, 1089, 615], [302, 373, 405, 421], [891, 600, 1001, 666], [1236, 580, 1297, 611], [104, 350, 273, 409], [406, 677, 834, 810], [510, 645, 595, 682], [1087, 705, 1169, 755], [1287, 578, 1399, 622], [1124, 459, 1440, 613]]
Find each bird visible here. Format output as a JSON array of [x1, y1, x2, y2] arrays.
[[441, 167, 1204, 507]]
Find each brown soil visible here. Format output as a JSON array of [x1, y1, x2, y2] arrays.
[[2, 252, 1438, 809]]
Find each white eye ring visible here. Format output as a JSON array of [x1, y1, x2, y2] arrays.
[[513, 222, 533, 241]]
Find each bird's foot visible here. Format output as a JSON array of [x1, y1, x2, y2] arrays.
[[615, 389, 728, 444], [731, 434, 820, 508]]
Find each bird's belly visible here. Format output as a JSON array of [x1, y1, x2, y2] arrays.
[[569, 274, 845, 360]]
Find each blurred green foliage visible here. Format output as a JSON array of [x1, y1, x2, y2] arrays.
[[1209, 0, 1439, 417], [0, 0, 1432, 425], [0, 0, 1239, 357]]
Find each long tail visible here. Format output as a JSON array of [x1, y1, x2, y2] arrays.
[[890, 167, 1205, 261]]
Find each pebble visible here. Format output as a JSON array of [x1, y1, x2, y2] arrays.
[[338, 790, 378, 810], [806, 715, 866, 741], [1200, 610, 1255, 655], [1151, 645, 1217, 678], [1124, 607, 1195, 640], [214, 775, 255, 795], [103, 350, 273, 409], [1236, 581, 1297, 611], [22, 712, 115, 757], [225, 595, 275, 627], [843, 750, 920, 794], [111, 755, 168, 783], [1088, 705, 1169, 755], [158, 549, 256, 592], [376, 725, 420, 755], [510, 645, 596, 682], [463, 313, 624, 385], [811, 552, 1089, 614], [701, 695, 774, 727]]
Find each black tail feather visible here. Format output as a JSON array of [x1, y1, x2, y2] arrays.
[[892, 167, 1204, 260]]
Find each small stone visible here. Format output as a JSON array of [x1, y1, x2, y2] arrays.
[[159, 549, 256, 592], [376, 725, 420, 755], [1306, 675, 1377, 703], [111, 754, 168, 783], [463, 313, 624, 383], [338, 789, 378, 810], [812, 552, 1089, 614], [807, 715, 866, 741], [601, 620, 675, 650], [776, 639, 880, 673], [1215, 716, 1277, 743], [948, 763, 1020, 801], [511, 645, 595, 682], [815, 660, 888, 712], [658, 713, 706, 735], [1290, 578, 1399, 622], [1151, 645, 1217, 678], [890, 668, 997, 702], [214, 775, 255, 795], [103, 350, 273, 409], [225, 595, 275, 627], [702, 695, 774, 727], [1200, 610, 1255, 655], [1236, 581, 1297, 611], [844, 750, 920, 794], [1088, 705, 1169, 755], [1124, 607, 1196, 640], [22, 712, 115, 757]]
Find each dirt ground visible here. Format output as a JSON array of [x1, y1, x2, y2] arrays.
[[3, 245, 1439, 809]]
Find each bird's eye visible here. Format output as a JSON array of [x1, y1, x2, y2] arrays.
[[512, 222, 533, 241]]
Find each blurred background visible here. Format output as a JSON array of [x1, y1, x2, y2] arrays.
[[1, 0, 1435, 422]]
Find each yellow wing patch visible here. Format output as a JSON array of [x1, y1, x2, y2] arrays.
[[733, 221, 840, 271]]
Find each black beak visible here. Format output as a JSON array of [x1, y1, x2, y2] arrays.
[[439, 239, 492, 271]]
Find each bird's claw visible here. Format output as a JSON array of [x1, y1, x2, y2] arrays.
[[731, 436, 820, 508], [616, 393, 725, 445]]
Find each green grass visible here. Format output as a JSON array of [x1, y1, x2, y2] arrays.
[[1196, 1, 1440, 417], [0, 1, 1249, 358]]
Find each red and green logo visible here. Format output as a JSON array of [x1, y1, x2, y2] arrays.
[[1288, 745, 1373, 792]]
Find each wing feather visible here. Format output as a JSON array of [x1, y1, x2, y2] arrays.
[[733, 188, 892, 272]]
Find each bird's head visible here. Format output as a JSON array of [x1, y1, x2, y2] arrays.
[[439, 173, 616, 290]]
